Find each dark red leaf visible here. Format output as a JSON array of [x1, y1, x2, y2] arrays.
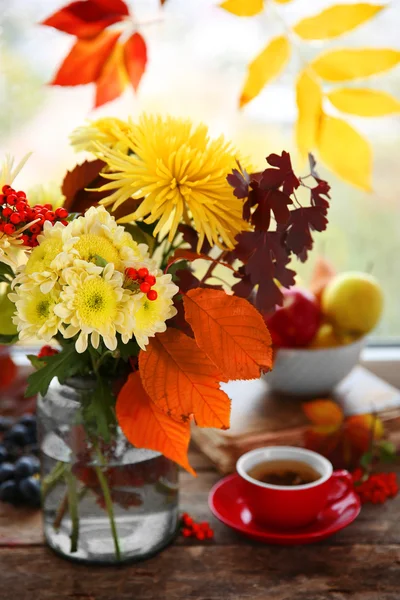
[[51, 30, 121, 86], [227, 167, 250, 199], [42, 0, 128, 39], [178, 224, 211, 255], [262, 151, 300, 195], [282, 207, 328, 262], [62, 159, 105, 211], [310, 179, 331, 212], [123, 32, 147, 92]]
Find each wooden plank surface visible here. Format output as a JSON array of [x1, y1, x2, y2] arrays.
[[1, 446, 400, 599]]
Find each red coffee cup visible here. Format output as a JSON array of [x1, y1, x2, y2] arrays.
[[236, 446, 352, 529]]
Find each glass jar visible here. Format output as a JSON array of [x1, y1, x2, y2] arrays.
[[37, 377, 179, 564]]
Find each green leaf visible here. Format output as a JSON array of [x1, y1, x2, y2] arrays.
[[27, 354, 47, 370], [360, 451, 373, 470], [118, 337, 140, 361], [93, 254, 108, 268], [25, 344, 86, 397], [81, 378, 117, 442], [124, 223, 156, 255], [0, 333, 18, 344], [0, 262, 15, 284]]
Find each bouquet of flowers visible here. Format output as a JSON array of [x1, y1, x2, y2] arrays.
[[0, 114, 331, 563]]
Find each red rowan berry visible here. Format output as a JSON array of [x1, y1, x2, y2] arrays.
[[147, 290, 158, 301], [140, 282, 151, 294], [137, 267, 149, 279], [4, 223, 16, 234]]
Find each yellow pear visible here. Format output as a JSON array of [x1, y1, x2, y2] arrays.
[[310, 322, 341, 348], [321, 272, 383, 335]]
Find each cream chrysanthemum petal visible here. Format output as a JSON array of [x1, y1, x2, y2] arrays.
[[9, 284, 62, 343], [54, 261, 134, 353], [69, 206, 149, 269], [14, 221, 76, 293], [70, 118, 131, 154], [132, 273, 179, 350], [93, 114, 250, 251]]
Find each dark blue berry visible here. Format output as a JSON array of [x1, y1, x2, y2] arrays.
[[0, 445, 8, 463], [18, 414, 36, 430], [14, 456, 40, 479], [0, 480, 20, 504], [4, 423, 29, 446], [0, 462, 15, 483], [19, 476, 41, 508], [0, 416, 14, 433]]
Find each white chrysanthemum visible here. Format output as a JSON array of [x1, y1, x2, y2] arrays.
[[14, 221, 76, 293], [69, 206, 149, 268], [133, 273, 179, 350], [0, 233, 23, 268], [9, 284, 62, 343], [28, 182, 65, 210], [54, 261, 134, 353]]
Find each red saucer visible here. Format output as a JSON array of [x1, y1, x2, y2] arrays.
[[209, 473, 361, 545]]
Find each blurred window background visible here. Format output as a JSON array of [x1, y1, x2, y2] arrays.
[[0, 0, 399, 340]]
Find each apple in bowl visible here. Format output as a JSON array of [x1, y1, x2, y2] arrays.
[[264, 272, 383, 397]]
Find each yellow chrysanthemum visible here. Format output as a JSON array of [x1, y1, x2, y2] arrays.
[[133, 273, 178, 350], [14, 221, 75, 293], [70, 206, 149, 268], [9, 284, 62, 342], [54, 261, 134, 353], [70, 117, 131, 154], [93, 114, 249, 251]]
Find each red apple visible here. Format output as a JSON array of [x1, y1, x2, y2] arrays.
[[266, 288, 320, 348]]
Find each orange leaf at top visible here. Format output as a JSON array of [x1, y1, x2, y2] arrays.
[[123, 33, 147, 92], [303, 399, 344, 427], [309, 256, 336, 300], [42, 0, 129, 39], [139, 329, 230, 429], [51, 30, 121, 86], [116, 371, 195, 475], [95, 42, 127, 107], [183, 288, 273, 381]]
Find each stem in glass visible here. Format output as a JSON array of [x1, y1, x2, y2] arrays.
[[94, 447, 121, 561], [65, 469, 79, 553]]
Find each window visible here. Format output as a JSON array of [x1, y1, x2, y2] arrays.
[[1, 0, 399, 340]]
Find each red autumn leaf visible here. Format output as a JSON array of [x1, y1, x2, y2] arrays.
[[248, 186, 293, 230], [62, 159, 105, 212], [261, 151, 300, 195], [178, 224, 211, 255], [51, 29, 121, 86], [42, 0, 129, 39], [183, 288, 273, 380], [139, 329, 230, 429], [303, 399, 344, 428], [227, 166, 250, 199], [95, 42, 126, 107], [116, 371, 195, 475], [123, 32, 147, 92], [281, 206, 328, 262], [310, 179, 331, 212], [231, 231, 296, 311]]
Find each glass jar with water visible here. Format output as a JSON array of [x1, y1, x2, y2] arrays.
[[37, 377, 179, 564]]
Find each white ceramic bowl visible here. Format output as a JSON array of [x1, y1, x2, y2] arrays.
[[264, 337, 365, 397]]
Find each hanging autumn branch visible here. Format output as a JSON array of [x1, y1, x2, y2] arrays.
[[221, 0, 400, 191], [42, 0, 152, 108]]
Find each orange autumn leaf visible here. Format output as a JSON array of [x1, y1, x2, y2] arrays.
[[42, 0, 129, 39], [303, 399, 343, 428], [116, 371, 195, 475], [183, 288, 273, 381], [123, 32, 147, 92], [95, 42, 126, 107], [309, 256, 336, 300], [139, 328, 230, 429], [51, 30, 121, 86]]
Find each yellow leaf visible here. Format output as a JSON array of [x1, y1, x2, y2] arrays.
[[240, 35, 290, 107], [294, 3, 384, 41], [220, 0, 263, 16], [312, 48, 400, 82], [317, 114, 372, 190], [295, 69, 323, 158], [328, 88, 400, 116]]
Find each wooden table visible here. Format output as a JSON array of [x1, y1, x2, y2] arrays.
[[1, 447, 400, 600]]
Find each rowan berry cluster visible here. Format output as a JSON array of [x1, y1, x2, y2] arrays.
[[352, 469, 398, 504], [0, 184, 68, 247], [37, 346, 59, 359], [125, 267, 158, 301], [181, 512, 214, 540]]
